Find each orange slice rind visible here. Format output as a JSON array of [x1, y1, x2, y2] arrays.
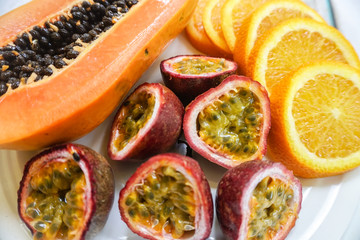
[[221, 0, 271, 52], [268, 61, 360, 178], [247, 18, 360, 94], [233, 0, 325, 73], [185, 0, 230, 57], [203, 0, 232, 54]]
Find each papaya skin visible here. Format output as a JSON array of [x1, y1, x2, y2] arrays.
[[0, 0, 198, 150]]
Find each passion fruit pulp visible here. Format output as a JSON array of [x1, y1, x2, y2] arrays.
[[160, 55, 238, 104], [183, 75, 271, 169], [108, 82, 184, 161], [216, 160, 302, 240], [119, 153, 213, 240], [17, 143, 115, 240]]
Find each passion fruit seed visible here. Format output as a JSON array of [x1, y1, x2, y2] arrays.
[[25, 160, 87, 239], [197, 87, 262, 159], [0, 0, 139, 97], [172, 57, 226, 75], [115, 91, 155, 150], [124, 166, 196, 239], [248, 177, 295, 240]]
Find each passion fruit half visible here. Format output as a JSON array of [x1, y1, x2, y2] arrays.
[[183, 75, 271, 169], [160, 55, 238, 104], [17, 143, 114, 240], [119, 153, 213, 240], [108, 82, 184, 161], [216, 160, 302, 240]]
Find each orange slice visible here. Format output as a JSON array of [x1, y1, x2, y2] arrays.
[[247, 18, 360, 94], [221, 0, 272, 52], [203, 0, 231, 54], [185, 0, 230, 57], [233, 0, 325, 73], [268, 61, 360, 178]]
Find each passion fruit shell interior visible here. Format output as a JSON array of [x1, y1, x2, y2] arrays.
[[172, 56, 227, 75], [24, 159, 88, 239], [248, 177, 295, 239], [114, 90, 155, 151], [123, 165, 196, 239], [198, 86, 262, 159], [160, 55, 238, 105]]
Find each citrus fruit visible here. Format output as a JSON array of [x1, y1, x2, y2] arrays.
[[119, 153, 213, 240], [233, 0, 325, 73], [202, 0, 232, 54], [183, 75, 271, 169], [185, 0, 230, 57], [216, 160, 302, 240], [268, 61, 360, 178], [221, 0, 272, 52], [247, 18, 360, 94]]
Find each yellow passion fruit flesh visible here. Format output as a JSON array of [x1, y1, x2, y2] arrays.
[[124, 165, 196, 239], [25, 160, 87, 239], [216, 160, 302, 240], [172, 57, 227, 75], [183, 75, 271, 169], [248, 177, 295, 239], [198, 86, 262, 159], [108, 83, 184, 161], [119, 153, 213, 240], [114, 90, 155, 151], [160, 55, 238, 104], [18, 144, 115, 240]]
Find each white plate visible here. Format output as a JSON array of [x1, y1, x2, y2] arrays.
[[1, 1, 360, 240]]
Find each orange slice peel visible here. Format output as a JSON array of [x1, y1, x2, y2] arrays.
[[268, 61, 360, 178], [233, 0, 325, 73]]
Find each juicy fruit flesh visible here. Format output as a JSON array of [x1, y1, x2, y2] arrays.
[[266, 29, 348, 91], [231, 0, 269, 35], [115, 91, 155, 151], [172, 57, 226, 75], [197, 87, 262, 160], [0, 0, 139, 97], [248, 177, 294, 240], [25, 159, 87, 239], [256, 9, 313, 44], [292, 73, 360, 158], [124, 166, 196, 239]]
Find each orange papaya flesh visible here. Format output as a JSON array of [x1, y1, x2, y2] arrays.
[[0, 0, 197, 150]]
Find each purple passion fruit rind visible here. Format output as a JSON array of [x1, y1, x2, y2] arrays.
[[17, 143, 115, 240], [160, 55, 238, 105], [216, 160, 302, 240], [108, 82, 184, 161], [183, 75, 271, 169], [119, 153, 213, 240]]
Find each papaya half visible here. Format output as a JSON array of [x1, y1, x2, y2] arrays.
[[0, 0, 197, 150]]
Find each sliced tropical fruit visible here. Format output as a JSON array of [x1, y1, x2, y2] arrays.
[[216, 160, 302, 239], [119, 153, 213, 240], [221, 0, 272, 52], [186, 0, 230, 57], [203, 0, 232, 54], [160, 55, 238, 104], [268, 61, 360, 178], [247, 18, 360, 94], [183, 75, 271, 169], [233, 0, 325, 73]]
